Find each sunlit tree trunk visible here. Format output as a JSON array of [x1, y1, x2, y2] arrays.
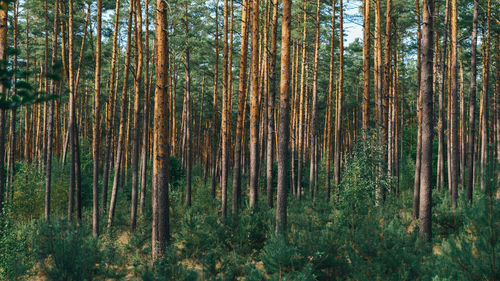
[[276, 0, 291, 233], [131, 0, 144, 230], [231, 0, 249, 215], [449, 0, 458, 206], [309, 0, 320, 199], [152, 0, 170, 260], [220, 0, 229, 218], [139, 0, 150, 216]]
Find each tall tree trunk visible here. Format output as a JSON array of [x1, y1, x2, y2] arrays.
[[449, 0, 458, 206], [334, 0, 343, 189], [297, 3, 307, 199], [67, 0, 77, 221], [266, 0, 278, 208], [108, 0, 134, 230], [183, 2, 192, 208], [232, 0, 249, 215], [211, 0, 220, 199], [45, 0, 58, 220], [131, 0, 144, 230], [479, 0, 491, 191], [92, 0, 102, 236], [276, 0, 291, 233], [249, 0, 261, 209], [412, 0, 422, 219], [7, 0, 17, 201], [419, 0, 434, 242], [139, 0, 150, 216], [152, 0, 170, 260], [102, 0, 121, 215], [309, 0, 320, 199], [436, 0, 449, 192], [0, 1, 8, 214], [326, 0, 335, 202], [220, 0, 229, 218]]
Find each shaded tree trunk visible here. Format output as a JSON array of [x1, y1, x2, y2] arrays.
[[249, 0, 261, 209], [102, 0, 121, 215], [108, 0, 134, 230], [45, 0, 58, 220], [419, 0, 434, 242]]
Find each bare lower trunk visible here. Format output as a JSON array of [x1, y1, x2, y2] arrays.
[[419, 0, 434, 242]]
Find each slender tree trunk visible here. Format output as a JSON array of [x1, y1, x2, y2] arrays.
[[0, 1, 8, 214], [102, 0, 121, 215], [479, 0, 491, 191], [449, 0, 458, 206], [436, 0, 449, 192], [211, 0, 220, 199], [326, 0, 335, 202], [276, 0, 291, 233], [334, 0, 344, 189], [419, 0, 434, 242], [220, 0, 229, 218], [7, 0, 18, 202], [412, 0, 422, 219], [266, 0, 278, 208], [183, 2, 192, 208], [45, 0, 58, 220], [297, 4, 307, 199], [309, 0, 320, 199], [92, 0, 102, 236], [139, 0, 150, 216], [108, 0, 134, 230], [131, 0, 144, 230], [232, 0, 249, 215], [67, 0, 77, 221], [152, 0, 170, 260], [249, 0, 261, 209]]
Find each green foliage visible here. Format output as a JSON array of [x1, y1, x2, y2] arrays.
[[33, 219, 125, 280], [0, 211, 33, 280], [434, 177, 500, 281], [10, 162, 68, 221], [0, 217, 125, 280]]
